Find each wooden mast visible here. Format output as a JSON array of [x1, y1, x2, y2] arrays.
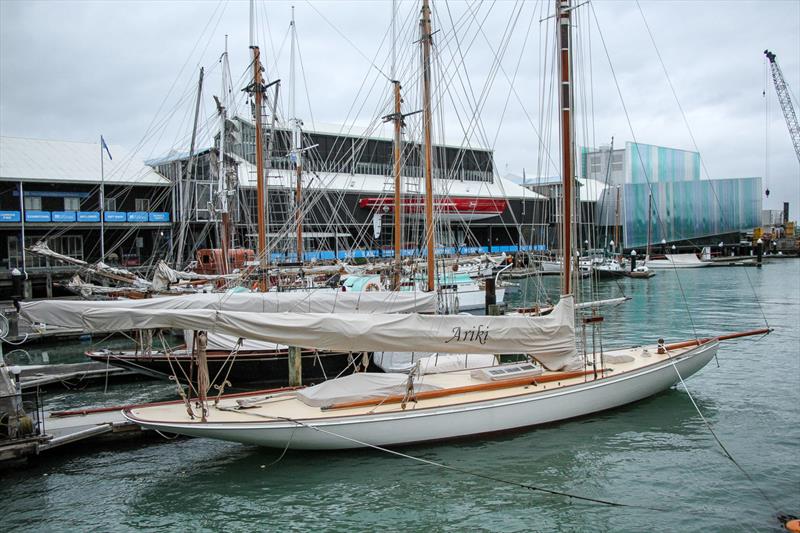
[[218, 36, 231, 276], [556, 0, 574, 296], [420, 0, 436, 292], [290, 8, 303, 263], [392, 81, 403, 290], [252, 46, 268, 290]]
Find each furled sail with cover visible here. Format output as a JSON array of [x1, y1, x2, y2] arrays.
[[81, 296, 578, 370], [20, 291, 437, 329]]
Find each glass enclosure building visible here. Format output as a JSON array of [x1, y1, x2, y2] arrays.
[[582, 142, 762, 248]]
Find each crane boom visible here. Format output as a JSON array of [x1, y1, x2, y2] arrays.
[[765, 50, 800, 163]]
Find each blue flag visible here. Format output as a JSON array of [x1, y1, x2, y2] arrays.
[[101, 136, 113, 160]]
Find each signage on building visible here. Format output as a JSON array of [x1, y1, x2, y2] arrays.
[[127, 212, 148, 223], [78, 211, 101, 222], [25, 210, 51, 222], [148, 212, 170, 222], [104, 212, 126, 222], [52, 211, 77, 222], [0, 211, 21, 222]]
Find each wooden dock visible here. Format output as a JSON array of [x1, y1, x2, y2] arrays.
[[19, 362, 140, 391]]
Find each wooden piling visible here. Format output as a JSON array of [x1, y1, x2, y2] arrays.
[[288, 346, 302, 387], [484, 277, 496, 315]]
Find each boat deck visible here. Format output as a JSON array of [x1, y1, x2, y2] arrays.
[[126, 344, 680, 425]]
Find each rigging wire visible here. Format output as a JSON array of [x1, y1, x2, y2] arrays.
[[667, 344, 780, 515], [304, 0, 392, 82], [632, 0, 770, 331], [588, 1, 699, 339], [221, 406, 673, 513]]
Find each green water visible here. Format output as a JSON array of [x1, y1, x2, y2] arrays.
[[1, 261, 798, 532]]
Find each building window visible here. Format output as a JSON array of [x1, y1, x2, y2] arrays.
[[64, 197, 80, 211], [24, 196, 42, 211], [195, 182, 212, 220], [104, 198, 116, 212], [135, 198, 150, 212], [611, 152, 623, 172], [7, 235, 84, 269]]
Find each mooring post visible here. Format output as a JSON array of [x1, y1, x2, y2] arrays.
[[288, 346, 302, 387], [756, 238, 763, 268], [195, 330, 209, 422], [484, 276, 496, 315]]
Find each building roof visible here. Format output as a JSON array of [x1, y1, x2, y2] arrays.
[[232, 156, 546, 200], [0, 136, 170, 186], [506, 172, 608, 202], [230, 115, 493, 153]]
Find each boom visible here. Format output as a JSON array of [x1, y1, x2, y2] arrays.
[[765, 50, 800, 163]]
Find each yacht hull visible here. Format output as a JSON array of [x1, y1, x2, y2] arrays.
[[124, 342, 717, 450]]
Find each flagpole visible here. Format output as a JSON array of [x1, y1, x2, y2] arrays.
[[100, 135, 105, 262]]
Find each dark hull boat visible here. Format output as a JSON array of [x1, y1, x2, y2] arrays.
[[85, 348, 366, 388]]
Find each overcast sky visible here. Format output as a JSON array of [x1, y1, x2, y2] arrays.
[[1, 0, 798, 216]]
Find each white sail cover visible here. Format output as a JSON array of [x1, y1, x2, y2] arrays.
[[81, 296, 578, 370], [19, 291, 437, 329], [184, 330, 285, 352], [295, 373, 443, 408], [151, 260, 239, 291]]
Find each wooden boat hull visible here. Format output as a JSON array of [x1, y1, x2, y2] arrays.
[[123, 341, 717, 449], [86, 349, 360, 387]]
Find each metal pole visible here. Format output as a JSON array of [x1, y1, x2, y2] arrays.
[[19, 182, 26, 271], [176, 67, 204, 270]]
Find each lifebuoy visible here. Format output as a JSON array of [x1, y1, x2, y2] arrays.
[[363, 281, 381, 292]]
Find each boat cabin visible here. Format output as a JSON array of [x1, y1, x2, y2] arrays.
[[195, 248, 255, 275]]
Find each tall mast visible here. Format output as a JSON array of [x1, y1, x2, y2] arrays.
[[176, 67, 204, 270], [290, 7, 304, 262], [218, 35, 231, 275], [556, 0, 574, 295], [391, 81, 403, 290], [252, 46, 267, 288], [420, 0, 436, 292], [390, 0, 403, 290]]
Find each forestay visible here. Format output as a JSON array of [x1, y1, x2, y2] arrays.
[[20, 291, 437, 329], [81, 296, 579, 370]]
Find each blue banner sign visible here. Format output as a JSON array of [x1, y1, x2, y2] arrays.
[[0, 211, 21, 222], [126, 212, 148, 223], [104, 212, 126, 222], [52, 211, 77, 222], [77, 211, 100, 222], [25, 211, 51, 222], [148, 212, 170, 222]]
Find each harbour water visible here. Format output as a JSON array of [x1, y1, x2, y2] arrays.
[[1, 260, 798, 532]]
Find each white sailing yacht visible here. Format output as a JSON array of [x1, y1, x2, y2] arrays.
[[74, 0, 767, 450]]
